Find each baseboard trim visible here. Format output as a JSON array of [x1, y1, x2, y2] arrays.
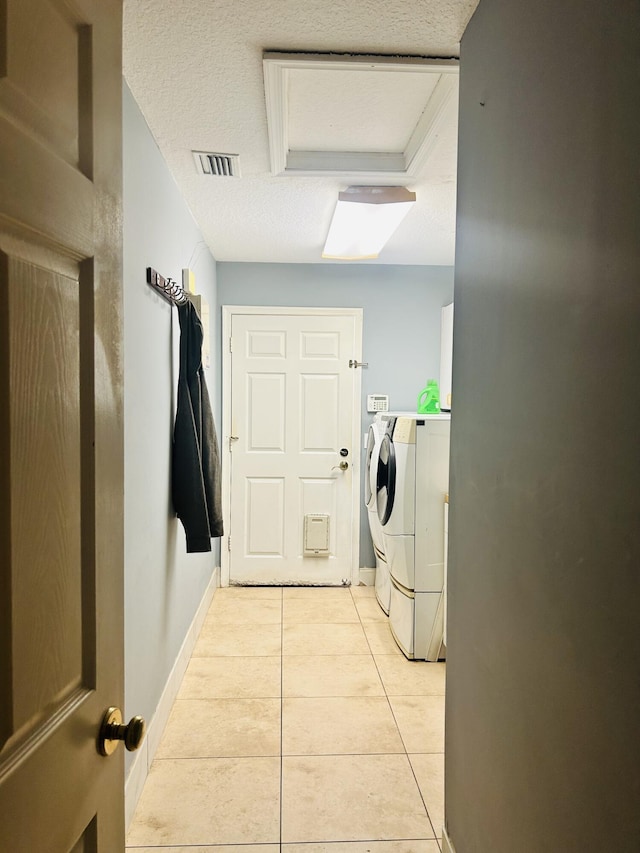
[[442, 825, 457, 853], [358, 567, 376, 586], [125, 567, 219, 828]]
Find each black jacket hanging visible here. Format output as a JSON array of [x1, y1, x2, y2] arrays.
[[172, 299, 223, 552]]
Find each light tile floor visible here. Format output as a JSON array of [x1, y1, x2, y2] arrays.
[[127, 585, 445, 852]]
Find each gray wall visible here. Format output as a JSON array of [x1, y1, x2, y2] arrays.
[[446, 1, 640, 851], [217, 262, 454, 567], [122, 83, 220, 759]]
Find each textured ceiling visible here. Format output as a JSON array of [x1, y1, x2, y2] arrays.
[[123, 0, 479, 265]]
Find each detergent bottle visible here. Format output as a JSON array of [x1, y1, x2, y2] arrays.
[[417, 379, 441, 414]]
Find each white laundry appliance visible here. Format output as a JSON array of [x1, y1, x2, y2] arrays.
[[365, 416, 390, 613], [365, 412, 413, 614], [376, 414, 451, 660]]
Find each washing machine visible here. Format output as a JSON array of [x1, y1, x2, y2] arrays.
[[376, 414, 450, 660], [365, 412, 413, 614], [365, 417, 391, 613]]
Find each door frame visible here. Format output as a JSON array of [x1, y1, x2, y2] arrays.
[[221, 305, 363, 587]]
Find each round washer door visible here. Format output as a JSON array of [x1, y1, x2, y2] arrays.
[[376, 433, 396, 526]]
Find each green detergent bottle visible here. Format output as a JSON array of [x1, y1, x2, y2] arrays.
[[417, 379, 441, 414]]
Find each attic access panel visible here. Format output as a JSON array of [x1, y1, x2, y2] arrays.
[[263, 52, 459, 179]]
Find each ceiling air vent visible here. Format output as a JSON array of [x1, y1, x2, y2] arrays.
[[192, 150, 241, 177]]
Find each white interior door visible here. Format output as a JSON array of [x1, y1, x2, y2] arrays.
[[223, 307, 362, 586]]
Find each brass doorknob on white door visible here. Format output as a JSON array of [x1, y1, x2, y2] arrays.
[[98, 707, 146, 756], [332, 460, 349, 471]]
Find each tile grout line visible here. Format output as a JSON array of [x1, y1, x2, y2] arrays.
[[356, 587, 442, 844], [354, 588, 397, 714], [351, 593, 436, 837]]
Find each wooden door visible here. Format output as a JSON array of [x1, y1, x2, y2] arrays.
[[0, 1, 124, 850], [224, 308, 362, 586]]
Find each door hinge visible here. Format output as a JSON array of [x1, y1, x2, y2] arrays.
[[227, 536, 231, 551], [229, 337, 233, 352]]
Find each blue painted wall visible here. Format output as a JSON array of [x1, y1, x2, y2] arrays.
[[122, 83, 219, 763]]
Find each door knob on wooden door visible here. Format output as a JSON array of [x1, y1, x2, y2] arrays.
[[98, 707, 146, 756], [332, 460, 349, 471]]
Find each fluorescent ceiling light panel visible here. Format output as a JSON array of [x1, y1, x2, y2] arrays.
[[322, 186, 416, 260]]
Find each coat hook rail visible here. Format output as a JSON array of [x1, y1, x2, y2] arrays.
[[147, 266, 189, 306]]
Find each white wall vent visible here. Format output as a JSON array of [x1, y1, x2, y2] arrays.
[[192, 151, 241, 177]]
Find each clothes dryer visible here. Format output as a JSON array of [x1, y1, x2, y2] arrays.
[[376, 415, 450, 660]]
